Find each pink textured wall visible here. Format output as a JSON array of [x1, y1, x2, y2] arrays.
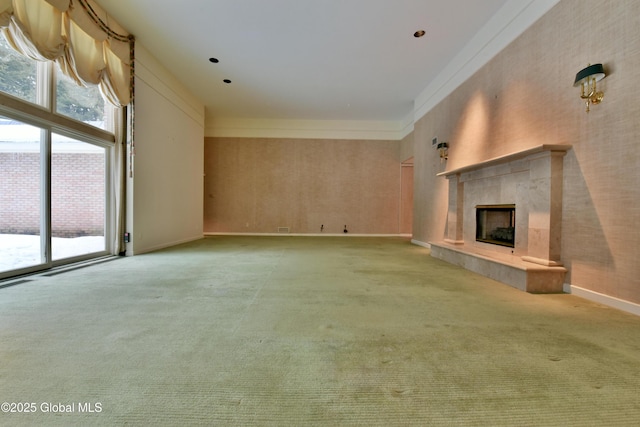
[[399, 164, 413, 235], [204, 137, 404, 234], [411, 0, 640, 304]]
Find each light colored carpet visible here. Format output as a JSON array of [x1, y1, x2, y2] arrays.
[[1, 236, 639, 426]]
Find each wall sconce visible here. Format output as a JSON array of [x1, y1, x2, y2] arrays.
[[573, 63, 606, 112], [437, 142, 448, 162]]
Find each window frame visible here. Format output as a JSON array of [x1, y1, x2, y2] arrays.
[[0, 48, 118, 279]]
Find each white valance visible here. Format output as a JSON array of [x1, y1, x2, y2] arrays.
[[0, 0, 133, 106]]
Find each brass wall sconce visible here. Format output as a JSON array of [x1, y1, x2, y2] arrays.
[[432, 137, 448, 162], [437, 142, 448, 162], [573, 63, 606, 112]]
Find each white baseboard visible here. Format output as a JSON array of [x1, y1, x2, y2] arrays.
[[410, 239, 430, 249], [127, 235, 204, 256], [204, 232, 411, 238], [566, 284, 640, 317]]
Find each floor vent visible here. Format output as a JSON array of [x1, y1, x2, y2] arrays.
[[277, 227, 290, 233]]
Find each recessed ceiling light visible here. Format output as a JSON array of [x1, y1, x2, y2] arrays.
[[223, 79, 232, 84], [414, 30, 426, 38], [209, 57, 219, 63]]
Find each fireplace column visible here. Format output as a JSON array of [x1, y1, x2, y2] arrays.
[[521, 150, 567, 267], [444, 173, 464, 244]]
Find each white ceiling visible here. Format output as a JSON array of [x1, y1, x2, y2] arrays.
[[101, 0, 541, 125]]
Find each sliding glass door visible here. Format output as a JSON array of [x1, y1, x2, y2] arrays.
[[51, 133, 107, 261], [0, 119, 109, 278], [0, 118, 45, 273]]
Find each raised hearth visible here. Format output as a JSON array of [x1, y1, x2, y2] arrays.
[[430, 145, 571, 293]]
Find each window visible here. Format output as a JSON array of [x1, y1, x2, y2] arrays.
[[55, 64, 108, 130], [0, 36, 38, 105], [0, 36, 116, 279]]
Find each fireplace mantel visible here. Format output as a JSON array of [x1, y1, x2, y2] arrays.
[[430, 144, 571, 293], [437, 145, 572, 177]]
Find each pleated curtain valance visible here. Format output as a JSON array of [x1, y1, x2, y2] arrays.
[[0, 0, 133, 107]]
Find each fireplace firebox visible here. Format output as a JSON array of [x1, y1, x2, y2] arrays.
[[476, 204, 515, 247]]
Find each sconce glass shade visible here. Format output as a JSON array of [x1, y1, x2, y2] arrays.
[[573, 63, 605, 86]]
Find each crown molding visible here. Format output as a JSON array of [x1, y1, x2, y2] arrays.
[[205, 117, 407, 140]]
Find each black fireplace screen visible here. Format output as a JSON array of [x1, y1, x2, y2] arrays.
[[475, 204, 515, 247]]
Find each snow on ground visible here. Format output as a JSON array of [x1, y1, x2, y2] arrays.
[[0, 234, 105, 272]]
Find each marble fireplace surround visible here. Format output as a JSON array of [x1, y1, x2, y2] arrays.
[[430, 145, 571, 293]]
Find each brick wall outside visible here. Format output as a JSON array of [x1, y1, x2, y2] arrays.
[[0, 152, 105, 237]]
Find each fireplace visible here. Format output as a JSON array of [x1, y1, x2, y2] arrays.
[[430, 145, 571, 293], [475, 204, 515, 247]]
